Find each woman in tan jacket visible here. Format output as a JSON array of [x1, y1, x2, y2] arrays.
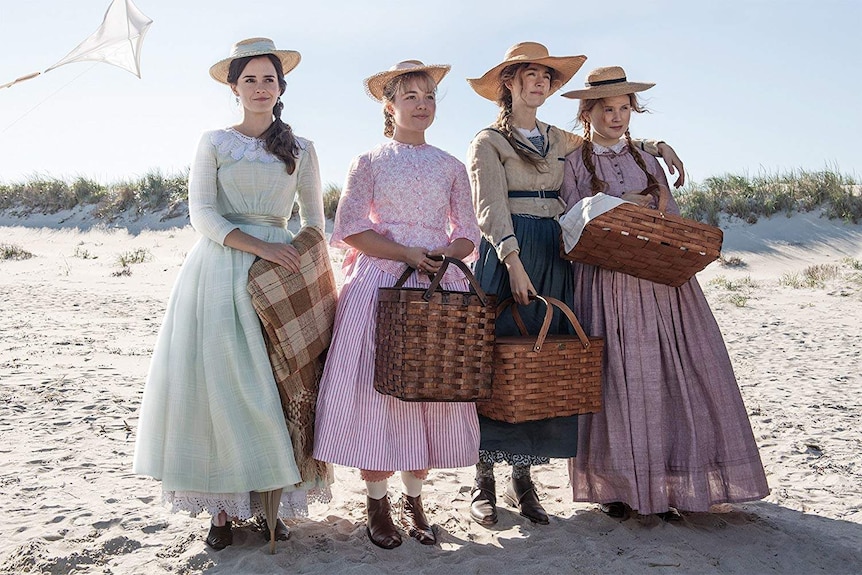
[[465, 42, 684, 526]]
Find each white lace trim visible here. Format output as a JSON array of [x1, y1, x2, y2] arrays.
[[163, 486, 332, 519], [210, 128, 309, 164], [211, 128, 278, 163]]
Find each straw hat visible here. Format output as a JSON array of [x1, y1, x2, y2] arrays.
[[209, 37, 301, 84], [561, 66, 654, 100], [363, 60, 451, 102], [466, 42, 587, 101]]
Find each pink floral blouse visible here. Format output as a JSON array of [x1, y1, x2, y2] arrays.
[[331, 141, 481, 283]]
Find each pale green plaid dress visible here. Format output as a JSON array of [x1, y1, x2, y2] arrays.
[[133, 128, 328, 518]]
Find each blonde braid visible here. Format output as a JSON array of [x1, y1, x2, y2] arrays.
[[383, 110, 395, 138]]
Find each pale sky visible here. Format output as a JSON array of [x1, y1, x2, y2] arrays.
[[0, 0, 859, 188]]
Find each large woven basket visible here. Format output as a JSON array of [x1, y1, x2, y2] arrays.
[[374, 257, 496, 402], [477, 296, 603, 423], [562, 185, 723, 287]]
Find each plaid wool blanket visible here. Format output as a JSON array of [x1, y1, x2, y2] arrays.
[[247, 226, 337, 488]]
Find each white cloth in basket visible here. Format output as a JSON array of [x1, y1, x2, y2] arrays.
[[559, 193, 628, 253]]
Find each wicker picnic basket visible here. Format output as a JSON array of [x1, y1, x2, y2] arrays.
[[477, 296, 603, 424], [561, 184, 723, 287], [374, 256, 496, 402]]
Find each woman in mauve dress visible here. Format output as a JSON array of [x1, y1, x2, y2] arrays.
[[312, 60, 481, 550], [560, 66, 769, 520]]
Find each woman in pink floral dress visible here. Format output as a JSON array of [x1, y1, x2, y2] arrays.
[[313, 60, 481, 549]]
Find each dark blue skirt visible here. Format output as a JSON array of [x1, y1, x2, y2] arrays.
[[474, 215, 578, 458]]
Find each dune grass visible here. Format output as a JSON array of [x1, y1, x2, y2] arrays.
[[1, 243, 33, 260], [0, 172, 344, 222], [2, 168, 859, 226], [674, 168, 861, 225]]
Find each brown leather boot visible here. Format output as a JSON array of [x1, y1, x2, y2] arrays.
[[366, 495, 402, 549], [504, 475, 549, 525], [399, 494, 436, 545], [469, 475, 498, 525]]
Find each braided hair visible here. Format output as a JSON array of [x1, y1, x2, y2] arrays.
[[227, 54, 300, 175], [577, 94, 655, 195], [494, 63, 560, 169]]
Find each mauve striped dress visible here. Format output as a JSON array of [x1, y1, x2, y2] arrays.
[[312, 141, 482, 472], [560, 141, 769, 515]]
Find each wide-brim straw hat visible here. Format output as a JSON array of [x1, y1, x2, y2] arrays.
[[209, 37, 301, 84], [561, 66, 654, 100], [364, 60, 451, 102], [467, 42, 587, 101]]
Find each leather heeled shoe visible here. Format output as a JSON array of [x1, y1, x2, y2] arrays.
[[257, 516, 290, 541], [205, 520, 233, 551], [504, 476, 549, 525], [366, 495, 402, 549], [400, 494, 436, 545], [600, 501, 628, 519], [470, 476, 498, 526], [656, 508, 683, 522]]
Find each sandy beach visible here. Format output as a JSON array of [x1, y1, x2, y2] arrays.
[[1, 206, 861, 574]]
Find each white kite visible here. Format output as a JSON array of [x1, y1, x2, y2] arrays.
[[1, 0, 153, 90]]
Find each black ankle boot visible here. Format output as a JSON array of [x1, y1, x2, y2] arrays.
[[504, 476, 549, 525], [470, 475, 498, 525]]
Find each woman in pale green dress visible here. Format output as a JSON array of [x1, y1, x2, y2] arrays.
[[133, 38, 328, 551]]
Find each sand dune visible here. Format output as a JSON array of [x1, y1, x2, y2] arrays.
[[1, 209, 860, 574]]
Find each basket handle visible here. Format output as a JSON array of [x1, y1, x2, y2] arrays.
[[639, 183, 670, 214], [498, 295, 592, 352], [423, 256, 489, 305], [392, 256, 489, 306]]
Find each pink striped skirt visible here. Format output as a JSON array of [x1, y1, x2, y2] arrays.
[[312, 255, 480, 472]]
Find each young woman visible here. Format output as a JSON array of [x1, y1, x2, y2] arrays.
[[312, 60, 482, 549], [560, 66, 769, 519], [465, 42, 684, 526], [133, 38, 330, 550]]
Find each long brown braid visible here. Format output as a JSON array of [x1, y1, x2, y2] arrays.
[[228, 54, 299, 174], [578, 94, 654, 195], [494, 63, 559, 169], [579, 118, 606, 195], [381, 71, 437, 138]]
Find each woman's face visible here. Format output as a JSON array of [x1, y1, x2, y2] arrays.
[[386, 78, 436, 137], [231, 56, 282, 115], [508, 64, 553, 110], [587, 94, 633, 147]]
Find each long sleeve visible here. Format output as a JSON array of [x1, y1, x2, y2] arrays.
[[295, 140, 325, 232], [467, 131, 519, 262], [447, 160, 481, 263], [188, 132, 237, 245], [330, 154, 375, 249]]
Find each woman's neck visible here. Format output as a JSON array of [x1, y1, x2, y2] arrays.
[[590, 132, 623, 148], [509, 105, 538, 131], [392, 128, 426, 146], [233, 112, 274, 138]]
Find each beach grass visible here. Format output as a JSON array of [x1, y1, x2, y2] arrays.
[[2, 168, 860, 226], [1, 243, 33, 260], [674, 168, 861, 225]]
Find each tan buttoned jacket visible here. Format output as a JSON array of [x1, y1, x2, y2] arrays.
[[467, 121, 658, 263]]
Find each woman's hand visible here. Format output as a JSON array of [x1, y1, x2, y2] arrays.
[[257, 241, 302, 273], [504, 252, 536, 305], [657, 142, 685, 188], [621, 192, 654, 207], [403, 246, 443, 275]]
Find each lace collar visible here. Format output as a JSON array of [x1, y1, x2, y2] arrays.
[[210, 128, 278, 163], [592, 140, 628, 155]]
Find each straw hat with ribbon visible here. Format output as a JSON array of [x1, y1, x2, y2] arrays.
[[561, 66, 654, 100], [209, 37, 301, 85], [363, 60, 451, 102], [467, 42, 587, 101]]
